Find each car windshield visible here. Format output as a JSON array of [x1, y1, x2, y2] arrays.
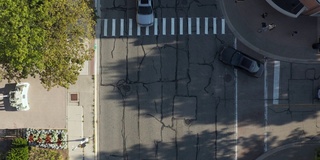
[[240, 57, 259, 72], [138, 6, 152, 15], [240, 57, 253, 69]]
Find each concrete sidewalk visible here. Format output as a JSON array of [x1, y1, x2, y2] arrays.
[[219, 0, 320, 63], [67, 75, 95, 160]]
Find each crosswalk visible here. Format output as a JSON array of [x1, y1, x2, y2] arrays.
[[103, 17, 226, 37]]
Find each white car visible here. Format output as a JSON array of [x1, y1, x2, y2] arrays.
[[9, 83, 30, 111], [136, 0, 154, 27]]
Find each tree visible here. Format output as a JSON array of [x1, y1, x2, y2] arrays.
[[0, 0, 96, 89], [6, 138, 29, 160]]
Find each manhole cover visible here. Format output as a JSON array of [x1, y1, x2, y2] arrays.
[[224, 74, 232, 82]]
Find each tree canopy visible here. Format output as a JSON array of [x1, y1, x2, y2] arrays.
[[0, 0, 96, 89]]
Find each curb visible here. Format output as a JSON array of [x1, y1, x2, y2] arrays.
[[256, 142, 320, 160], [218, 0, 320, 63]]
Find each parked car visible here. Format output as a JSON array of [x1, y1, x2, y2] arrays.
[[219, 47, 264, 77], [136, 0, 154, 27]]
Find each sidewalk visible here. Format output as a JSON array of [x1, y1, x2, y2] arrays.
[[219, 0, 320, 63], [67, 73, 95, 160]]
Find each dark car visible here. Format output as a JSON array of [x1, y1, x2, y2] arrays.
[[219, 47, 264, 77]]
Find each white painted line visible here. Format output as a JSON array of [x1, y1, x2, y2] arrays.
[[179, 18, 183, 35], [221, 18, 225, 34], [234, 39, 238, 160], [112, 19, 116, 36], [120, 19, 124, 36], [129, 19, 132, 36], [234, 36, 237, 48], [146, 26, 149, 35], [137, 25, 141, 36], [273, 61, 280, 104], [103, 19, 108, 36], [234, 69, 238, 160], [162, 18, 166, 35], [264, 60, 268, 152], [205, 17, 208, 34], [188, 18, 192, 35], [171, 18, 175, 35], [154, 18, 158, 35], [213, 18, 217, 34], [196, 17, 200, 35], [94, 0, 101, 157]]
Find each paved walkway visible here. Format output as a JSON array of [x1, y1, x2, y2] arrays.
[[67, 74, 95, 160]]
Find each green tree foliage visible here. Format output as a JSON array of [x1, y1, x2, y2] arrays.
[[6, 138, 29, 160], [0, 0, 96, 89]]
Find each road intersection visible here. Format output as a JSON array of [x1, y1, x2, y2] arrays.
[[95, 0, 320, 159]]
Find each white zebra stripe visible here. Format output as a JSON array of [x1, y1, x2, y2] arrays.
[[179, 18, 183, 35], [154, 18, 158, 35], [213, 18, 217, 34], [171, 18, 175, 35], [188, 18, 192, 35], [162, 18, 166, 35], [103, 19, 108, 36], [129, 19, 132, 36], [112, 19, 116, 36], [196, 17, 200, 35], [221, 18, 225, 34], [120, 19, 124, 36], [205, 17, 208, 35]]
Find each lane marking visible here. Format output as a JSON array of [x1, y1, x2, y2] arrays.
[[180, 18, 183, 35], [213, 18, 217, 34], [154, 18, 158, 35], [146, 26, 150, 35], [205, 17, 208, 34], [137, 25, 141, 36], [120, 19, 124, 36], [104, 19, 108, 36], [188, 18, 192, 35], [162, 18, 166, 35], [235, 69, 238, 160], [273, 61, 280, 104], [196, 17, 200, 35], [234, 39, 238, 160], [112, 19, 116, 36], [129, 19, 132, 36], [104, 17, 226, 37], [171, 18, 175, 35], [264, 60, 268, 152], [221, 18, 225, 34]]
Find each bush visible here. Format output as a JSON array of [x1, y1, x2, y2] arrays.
[[6, 138, 29, 160]]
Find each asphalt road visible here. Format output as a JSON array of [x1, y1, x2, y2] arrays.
[[97, 0, 320, 159]]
